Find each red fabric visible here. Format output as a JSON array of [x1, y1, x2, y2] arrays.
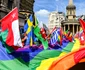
[[60, 28, 63, 45], [74, 48, 85, 63], [12, 46, 19, 50], [74, 32, 79, 38], [80, 32, 85, 45], [50, 27, 57, 34], [79, 19, 85, 33], [40, 28, 47, 39], [1, 7, 18, 46]]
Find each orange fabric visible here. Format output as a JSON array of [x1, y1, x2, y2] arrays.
[[79, 58, 85, 63], [48, 48, 85, 70], [80, 45, 85, 49], [48, 53, 75, 70]]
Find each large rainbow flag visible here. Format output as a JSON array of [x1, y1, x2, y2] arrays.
[[0, 8, 85, 70], [0, 38, 85, 70]]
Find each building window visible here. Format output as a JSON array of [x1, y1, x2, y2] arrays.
[[56, 18, 58, 20], [8, 0, 13, 9], [60, 17, 63, 21]]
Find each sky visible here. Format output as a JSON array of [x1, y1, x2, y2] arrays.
[[34, 0, 85, 27]]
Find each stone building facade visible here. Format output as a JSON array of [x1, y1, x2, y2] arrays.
[[61, 0, 80, 35], [0, 0, 35, 27], [48, 11, 65, 32]]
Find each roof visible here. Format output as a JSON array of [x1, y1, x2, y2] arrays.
[[66, 5, 76, 9]]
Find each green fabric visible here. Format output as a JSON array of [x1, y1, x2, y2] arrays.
[[0, 58, 29, 70], [0, 50, 63, 70], [3, 42, 14, 53], [62, 42, 74, 52], [34, 17, 48, 50], [0, 30, 14, 53], [65, 30, 68, 34], [27, 50, 62, 70], [0, 33, 2, 40], [1, 30, 8, 42]]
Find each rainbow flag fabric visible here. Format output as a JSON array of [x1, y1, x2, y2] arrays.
[[0, 38, 85, 70]]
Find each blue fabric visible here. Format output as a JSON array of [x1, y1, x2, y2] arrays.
[[25, 29, 32, 45], [29, 15, 33, 22], [24, 23, 28, 33], [0, 39, 69, 62], [0, 41, 42, 62], [57, 40, 69, 51], [50, 28, 61, 45], [23, 15, 36, 46]]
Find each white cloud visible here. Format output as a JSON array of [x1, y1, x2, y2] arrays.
[[38, 21, 43, 28], [35, 9, 50, 17], [35, 9, 50, 27]]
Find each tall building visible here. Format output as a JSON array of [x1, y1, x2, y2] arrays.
[[0, 0, 35, 27], [66, 0, 76, 19], [48, 11, 65, 32], [61, 0, 80, 35]]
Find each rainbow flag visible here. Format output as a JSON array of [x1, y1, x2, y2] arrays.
[[48, 48, 85, 70], [0, 38, 85, 70]]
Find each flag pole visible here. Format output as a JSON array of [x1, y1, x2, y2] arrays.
[[46, 27, 57, 41]]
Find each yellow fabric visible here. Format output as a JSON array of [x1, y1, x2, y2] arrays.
[[64, 32, 66, 35], [80, 27, 82, 31], [58, 35, 60, 40], [36, 52, 67, 70], [30, 37, 33, 46], [69, 33, 72, 37], [26, 18, 33, 46], [48, 52, 75, 70], [71, 38, 80, 52], [26, 19, 33, 34]]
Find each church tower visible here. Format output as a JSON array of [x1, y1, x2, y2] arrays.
[[66, 0, 76, 19], [61, 0, 80, 35]]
